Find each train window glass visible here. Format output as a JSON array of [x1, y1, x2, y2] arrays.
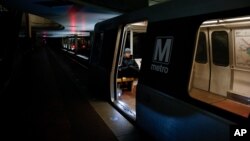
[[190, 16, 250, 118], [113, 21, 147, 119], [211, 31, 229, 66], [195, 32, 207, 63], [76, 37, 91, 59]]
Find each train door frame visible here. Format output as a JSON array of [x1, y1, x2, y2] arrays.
[[192, 29, 210, 91], [110, 26, 123, 102], [110, 21, 148, 120]]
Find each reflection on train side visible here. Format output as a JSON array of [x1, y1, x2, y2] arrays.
[[113, 21, 147, 119], [189, 16, 250, 118]]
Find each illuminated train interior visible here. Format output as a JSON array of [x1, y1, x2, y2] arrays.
[[112, 21, 148, 119], [111, 16, 250, 120], [190, 16, 250, 118]]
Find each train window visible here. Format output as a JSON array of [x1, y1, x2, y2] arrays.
[[75, 37, 91, 59], [211, 31, 229, 66], [190, 16, 250, 119], [111, 21, 147, 119], [195, 32, 207, 63]]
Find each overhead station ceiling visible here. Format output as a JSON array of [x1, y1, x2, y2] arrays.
[[2, 0, 170, 37]]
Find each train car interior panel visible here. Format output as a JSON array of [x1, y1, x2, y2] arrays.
[[190, 16, 250, 118]]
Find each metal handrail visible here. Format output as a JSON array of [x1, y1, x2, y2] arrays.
[[231, 66, 250, 72]]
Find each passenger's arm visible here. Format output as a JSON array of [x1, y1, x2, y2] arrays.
[[128, 60, 139, 71]]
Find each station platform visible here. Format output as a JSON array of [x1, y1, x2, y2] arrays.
[[0, 45, 150, 141]]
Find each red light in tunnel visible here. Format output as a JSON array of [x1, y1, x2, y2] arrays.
[[70, 14, 76, 32], [68, 6, 86, 34], [68, 6, 77, 33]]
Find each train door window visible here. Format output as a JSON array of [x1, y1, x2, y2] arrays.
[[112, 21, 147, 119], [195, 32, 208, 63], [76, 37, 90, 59], [211, 31, 229, 66], [210, 30, 231, 96], [190, 16, 250, 118]]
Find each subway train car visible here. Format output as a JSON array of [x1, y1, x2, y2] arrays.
[[61, 36, 91, 66], [89, 0, 250, 140]]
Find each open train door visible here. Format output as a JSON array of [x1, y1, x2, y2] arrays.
[[110, 21, 147, 120]]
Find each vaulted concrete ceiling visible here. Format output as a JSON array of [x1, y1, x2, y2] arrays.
[[2, 0, 169, 37]]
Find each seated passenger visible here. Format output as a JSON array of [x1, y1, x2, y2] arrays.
[[118, 48, 139, 78]]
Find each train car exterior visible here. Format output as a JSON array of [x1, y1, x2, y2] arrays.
[[89, 0, 250, 141], [60, 35, 91, 67]]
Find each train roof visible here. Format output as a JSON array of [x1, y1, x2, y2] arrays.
[[95, 0, 250, 30]]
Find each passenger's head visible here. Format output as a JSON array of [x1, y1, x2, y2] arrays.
[[124, 48, 131, 58]]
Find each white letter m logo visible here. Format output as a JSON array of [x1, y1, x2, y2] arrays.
[[153, 36, 173, 64]]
